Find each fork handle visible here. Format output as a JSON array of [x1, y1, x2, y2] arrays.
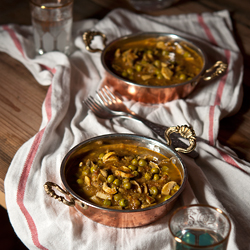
[[124, 113, 199, 158]]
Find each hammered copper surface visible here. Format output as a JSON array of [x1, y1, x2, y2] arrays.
[[101, 73, 197, 104]]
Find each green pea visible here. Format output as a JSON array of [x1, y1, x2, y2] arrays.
[[122, 71, 128, 77], [154, 60, 161, 68], [145, 172, 151, 180], [119, 199, 128, 207], [147, 49, 152, 55], [107, 175, 115, 183], [149, 186, 158, 196], [127, 68, 133, 75], [151, 167, 159, 174], [153, 174, 160, 181], [132, 171, 139, 177], [103, 199, 112, 206], [122, 178, 130, 184], [128, 165, 137, 171], [161, 166, 169, 172], [138, 159, 147, 167], [113, 179, 121, 186], [135, 64, 142, 72], [98, 153, 105, 160], [173, 184, 180, 192], [133, 199, 141, 208], [131, 158, 138, 166], [114, 193, 123, 202], [123, 182, 132, 190], [163, 195, 172, 201], [77, 178, 84, 185], [90, 165, 97, 173], [179, 73, 186, 81], [162, 50, 169, 56], [183, 51, 191, 58], [157, 74, 163, 80], [82, 169, 90, 176]]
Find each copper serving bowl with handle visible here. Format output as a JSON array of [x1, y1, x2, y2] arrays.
[[83, 31, 227, 104], [44, 125, 196, 228]]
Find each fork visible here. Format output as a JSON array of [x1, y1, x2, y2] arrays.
[[95, 86, 198, 158], [84, 94, 167, 139], [96, 86, 169, 140]]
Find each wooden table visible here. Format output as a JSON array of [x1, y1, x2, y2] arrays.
[[1, 0, 250, 208]]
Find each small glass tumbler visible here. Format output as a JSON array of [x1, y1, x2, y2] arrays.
[[30, 0, 73, 55], [128, 0, 178, 12], [169, 204, 231, 250]]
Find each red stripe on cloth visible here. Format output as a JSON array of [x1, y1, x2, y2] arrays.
[[208, 106, 215, 146], [218, 149, 249, 174], [40, 64, 57, 75], [197, 15, 217, 46], [16, 85, 52, 250], [214, 50, 231, 106], [3, 25, 25, 58], [198, 15, 243, 171]]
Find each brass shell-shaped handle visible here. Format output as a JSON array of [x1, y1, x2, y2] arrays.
[[202, 61, 228, 81], [44, 182, 75, 207], [164, 125, 196, 153], [83, 30, 107, 53]]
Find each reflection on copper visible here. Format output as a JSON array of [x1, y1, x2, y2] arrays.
[[101, 73, 196, 104], [74, 196, 176, 228]]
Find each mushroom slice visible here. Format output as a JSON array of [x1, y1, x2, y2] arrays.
[[143, 183, 148, 194], [161, 181, 177, 195], [102, 182, 117, 194], [141, 203, 157, 209], [161, 66, 173, 80], [84, 176, 91, 186], [156, 41, 167, 50], [146, 196, 155, 204], [100, 169, 108, 178], [96, 191, 112, 200], [131, 180, 142, 193], [102, 152, 118, 163], [175, 43, 184, 55], [141, 75, 152, 81], [149, 161, 160, 169], [120, 166, 130, 172], [89, 195, 103, 206], [98, 173, 106, 183], [114, 170, 134, 178], [110, 206, 123, 210]]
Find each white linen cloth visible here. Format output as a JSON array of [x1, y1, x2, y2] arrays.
[[2, 8, 250, 250]]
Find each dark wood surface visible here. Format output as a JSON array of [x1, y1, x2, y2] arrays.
[[1, 0, 250, 209]]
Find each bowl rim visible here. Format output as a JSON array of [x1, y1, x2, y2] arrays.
[[101, 32, 207, 89], [60, 133, 188, 213]]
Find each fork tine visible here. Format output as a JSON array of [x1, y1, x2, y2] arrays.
[[96, 89, 109, 106], [103, 86, 118, 101], [84, 96, 102, 113]]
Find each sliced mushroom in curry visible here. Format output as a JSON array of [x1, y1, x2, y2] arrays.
[[110, 37, 203, 86], [67, 143, 182, 210]]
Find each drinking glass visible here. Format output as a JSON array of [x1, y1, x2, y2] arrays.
[[128, 0, 179, 12], [169, 204, 231, 250], [30, 0, 73, 55]]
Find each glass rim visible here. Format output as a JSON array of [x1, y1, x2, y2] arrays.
[[168, 204, 232, 249], [30, 0, 73, 9]]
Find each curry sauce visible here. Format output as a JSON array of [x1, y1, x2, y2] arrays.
[[66, 143, 182, 210], [111, 37, 203, 86]]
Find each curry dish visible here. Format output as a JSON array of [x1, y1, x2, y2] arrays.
[[111, 37, 203, 86], [67, 143, 182, 210]]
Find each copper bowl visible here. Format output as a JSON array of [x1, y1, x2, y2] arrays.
[[44, 126, 196, 228], [83, 31, 227, 104]]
